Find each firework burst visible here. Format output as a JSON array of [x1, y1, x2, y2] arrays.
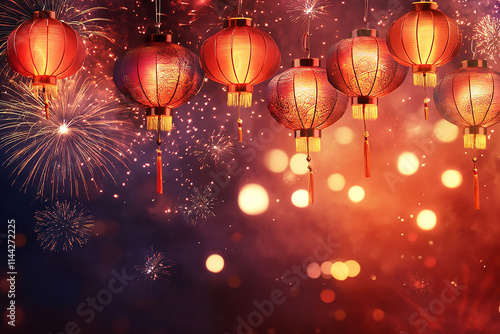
[[181, 185, 217, 225], [286, 0, 330, 24], [135, 247, 173, 281], [0, 73, 134, 200], [193, 128, 235, 169], [474, 15, 500, 63], [34, 201, 94, 252]]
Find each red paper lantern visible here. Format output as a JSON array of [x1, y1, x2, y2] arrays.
[[326, 29, 407, 121], [7, 10, 86, 119], [434, 59, 500, 209], [200, 17, 281, 142], [387, 1, 462, 119], [326, 29, 407, 178], [267, 58, 349, 204], [113, 33, 203, 133], [113, 33, 204, 194]]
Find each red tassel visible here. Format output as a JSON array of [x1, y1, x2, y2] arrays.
[[364, 132, 371, 178], [424, 100, 429, 121], [473, 168, 479, 210], [308, 168, 314, 205], [238, 118, 243, 143], [157, 150, 163, 194], [45, 98, 49, 120]]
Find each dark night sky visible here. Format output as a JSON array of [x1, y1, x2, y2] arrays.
[[2, 1, 500, 334]]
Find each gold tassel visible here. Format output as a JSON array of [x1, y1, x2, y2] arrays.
[[413, 72, 437, 87], [147, 115, 172, 132], [464, 134, 486, 149], [473, 157, 479, 210], [364, 131, 370, 178], [352, 104, 378, 120], [238, 118, 243, 143], [295, 137, 321, 153], [424, 98, 430, 121], [228, 92, 252, 108]]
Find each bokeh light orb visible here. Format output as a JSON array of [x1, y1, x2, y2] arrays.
[[320, 289, 336, 303], [373, 309, 385, 321], [290, 153, 309, 175], [238, 184, 269, 215], [441, 170, 462, 188], [416, 210, 437, 231], [345, 260, 361, 277], [334, 309, 346, 321], [206, 254, 225, 273], [334, 127, 354, 145], [348, 186, 365, 203], [434, 119, 459, 143], [265, 149, 288, 173], [331, 261, 349, 281], [328, 173, 346, 192], [291, 189, 309, 208], [307, 262, 321, 279], [397, 152, 419, 176], [320, 261, 333, 275]]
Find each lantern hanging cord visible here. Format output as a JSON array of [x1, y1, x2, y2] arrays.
[[303, 14, 311, 58], [471, 0, 478, 59], [238, 0, 243, 17], [363, 0, 369, 29], [155, 0, 162, 33]]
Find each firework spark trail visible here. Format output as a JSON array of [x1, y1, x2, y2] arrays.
[[474, 15, 500, 62], [193, 128, 235, 169], [34, 201, 94, 252], [135, 247, 173, 281], [0, 72, 135, 200], [182, 185, 217, 225], [286, 0, 330, 24]]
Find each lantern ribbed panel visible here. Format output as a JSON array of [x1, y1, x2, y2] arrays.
[[434, 60, 500, 149], [387, 1, 462, 86], [267, 66, 348, 131], [7, 11, 85, 80], [327, 36, 407, 98], [200, 18, 281, 107], [326, 34, 407, 120], [113, 41, 203, 110]]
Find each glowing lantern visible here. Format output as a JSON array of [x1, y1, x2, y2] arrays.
[[199, 17, 281, 141], [434, 59, 500, 209], [326, 29, 407, 177], [7, 10, 86, 119], [387, 1, 462, 119], [113, 33, 204, 194], [267, 58, 349, 204]]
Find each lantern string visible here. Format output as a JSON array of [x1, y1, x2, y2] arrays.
[[306, 142, 314, 205], [363, 0, 369, 29], [423, 75, 430, 120], [237, 104, 243, 143], [363, 115, 371, 178], [471, 0, 478, 59], [155, 0, 162, 33], [473, 156, 479, 210], [238, 0, 243, 17]]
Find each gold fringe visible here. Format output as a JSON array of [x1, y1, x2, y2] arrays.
[[352, 104, 378, 120], [413, 72, 437, 87], [296, 137, 320, 153], [228, 92, 252, 108], [147, 115, 173, 132], [464, 134, 486, 149]]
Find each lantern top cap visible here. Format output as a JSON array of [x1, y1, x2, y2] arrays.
[[224, 17, 253, 28], [33, 11, 56, 20], [146, 33, 173, 43], [350, 29, 378, 38], [412, 1, 439, 11], [462, 59, 487, 68], [292, 58, 321, 68]]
